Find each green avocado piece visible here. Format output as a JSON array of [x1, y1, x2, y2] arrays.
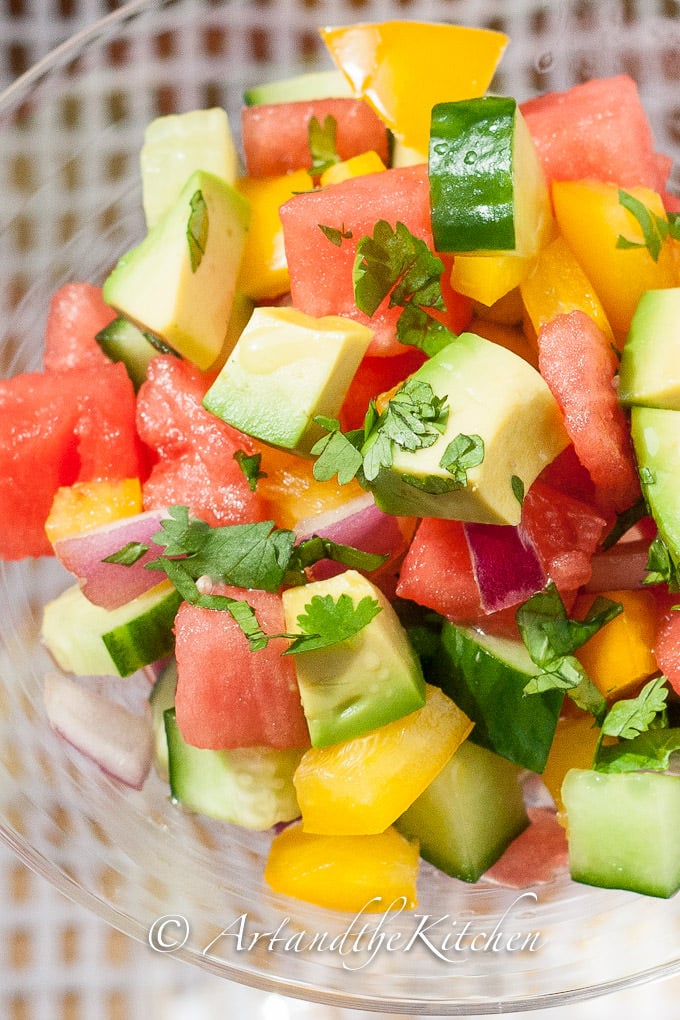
[[365, 332, 569, 525], [630, 404, 680, 562], [431, 621, 563, 773], [103, 169, 250, 371], [619, 288, 680, 409], [396, 739, 529, 883], [562, 767, 680, 898], [282, 570, 426, 748], [203, 305, 373, 456]]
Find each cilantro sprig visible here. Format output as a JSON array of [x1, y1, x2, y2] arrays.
[[187, 189, 208, 272], [285, 593, 382, 654], [308, 114, 341, 177], [616, 189, 680, 262], [592, 676, 680, 773]]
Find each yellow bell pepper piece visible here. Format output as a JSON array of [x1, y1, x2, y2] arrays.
[[264, 822, 419, 912], [45, 477, 142, 544], [574, 589, 659, 699], [451, 252, 536, 307], [256, 444, 365, 530], [294, 684, 473, 835], [552, 180, 679, 341], [520, 233, 614, 342], [320, 21, 508, 158], [320, 149, 386, 186], [235, 168, 311, 301], [541, 712, 601, 817]]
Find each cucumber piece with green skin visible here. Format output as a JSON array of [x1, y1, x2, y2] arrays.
[[396, 739, 529, 883], [42, 581, 181, 678], [149, 658, 178, 779], [429, 96, 551, 256], [95, 316, 179, 391], [243, 69, 351, 106], [164, 709, 302, 830], [431, 621, 563, 773], [562, 767, 680, 898]]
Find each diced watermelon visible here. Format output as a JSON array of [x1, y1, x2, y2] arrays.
[[174, 585, 310, 749], [0, 362, 145, 559], [280, 164, 473, 357], [651, 596, 680, 697], [537, 310, 641, 516], [136, 355, 270, 527], [43, 282, 116, 372], [339, 349, 427, 430], [520, 75, 665, 191], [241, 97, 390, 178]]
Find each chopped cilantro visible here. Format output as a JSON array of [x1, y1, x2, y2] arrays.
[[600, 675, 668, 741], [592, 676, 680, 773], [616, 189, 680, 262], [511, 474, 525, 506], [600, 496, 647, 550], [439, 433, 484, 487], [103, 541, 149, 566], [233, 449, 267, 492], [308, 115, 340, 176], [284, 592, 382, 654], [319, 223, 353, 246], [644, 535, 680, 591], [187, 189, 208, 272]]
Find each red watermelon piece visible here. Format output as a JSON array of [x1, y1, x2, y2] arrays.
[[520, 74, 666, 191], [537, 310, 641, 516], [136, 355, 269, 528], [241, 97, 390, 177], [43, 282, 116, 372], [339, 348, 427, 430], [174, 585, 310, 750], [0, 361, 145, 559], [651, 597, 680, 697], [280, 163, 472, 357]]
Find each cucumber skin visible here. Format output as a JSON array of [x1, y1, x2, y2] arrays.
[[102, 588, 181, 677], [562, 768, 680, 899]]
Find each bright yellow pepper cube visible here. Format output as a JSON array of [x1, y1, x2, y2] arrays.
[[264, 822, 419, 912], [574, 588, 659, 699], [320, 150, 386, 186], [294, 684, 473, 835], [45, 477, 142, 544], [541, 712, 602, 816]]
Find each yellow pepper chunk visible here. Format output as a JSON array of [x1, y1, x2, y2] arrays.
[[552, 180, 679, 341], [541, 712, 601, 817], [320, 149, 386, 186], [574, 589, 659, 699], [320, 21, 508, 157], [452, 252, 536, 307], [264, 822, 419, 912], [520, 233, 614, 341], [235, 167, 311, 301], [44, 477, 142, 544], [294, 684, 473, 835]]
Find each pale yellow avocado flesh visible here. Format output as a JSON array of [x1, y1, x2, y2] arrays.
[[103, 169, 250, 371], [203, 306, 373, 456], [367, 331, 569, 525]]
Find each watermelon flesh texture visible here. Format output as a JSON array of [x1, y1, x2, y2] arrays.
[[241, 97, 390, 177], [174, 585, 310, 750], [136, 355, 270, 528], [280, 163, 472, 357], [43, 282, 116, 372]]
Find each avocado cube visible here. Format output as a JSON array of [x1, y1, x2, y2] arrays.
[[203, 306, 373, 456], [103, 169, 250, 370], [619, 288, 680, 409], [630, 405, 680, 562], [365, 332, 569, 525]]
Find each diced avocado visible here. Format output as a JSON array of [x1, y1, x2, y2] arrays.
[[431, 621, 563, 773], [42, 582, 181, 678], [630, 405, 680, 562], [619, 288, 680, 409], [243, 69, 352, 106], [203, 306, 373, 456], [149, 657, 178, 779], [281, 570, 426, 748], [140, 107, 239, 228], [95, 315, 179, 391], [164, 708, 302, 830], [103, 169, 250, 371], [429, 96, 551, 257], [562, 767, 680, 898], [396, 739, 529, 882], [365, 332, 569, 525]]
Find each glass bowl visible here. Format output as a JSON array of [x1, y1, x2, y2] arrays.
[[1, 0, 678, 1013]]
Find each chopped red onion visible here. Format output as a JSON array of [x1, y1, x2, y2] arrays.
[[585, 538, 651, 592], [464, 522, 546, 613]]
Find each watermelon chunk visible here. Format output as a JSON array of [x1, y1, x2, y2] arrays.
[[136, 355, 269, 527], [280, 164, 472, 357], [174, 585, 310, 750], [537, 310, 641, 516], [241, 97, 390, 178], [43, 282, 116, 372], [520, 74, 666, 191]]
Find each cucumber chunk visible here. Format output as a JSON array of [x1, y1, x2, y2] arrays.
[[396, 740, 529, 882], [562, 768, 680, 898], [243, 69, 351, 106], [149, 658, 178, 779], [164, 709, 302, 830], [95, 315, 179, 391]]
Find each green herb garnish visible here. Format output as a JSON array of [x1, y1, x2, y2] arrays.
[[285, 593, 382, 654], [309, 115, 341, 176], [318, 223, 353, 247], [439, 433, 485, 488], [233, 449, 267, 492], [187, 189, 208, 271], [616, 189, 680, 262]]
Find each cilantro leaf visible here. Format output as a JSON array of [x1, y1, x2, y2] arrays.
[[644, 535, 680, 591], [319, 223, 353, 247], [308, 115, 340, 176], [361, 378, 449, 482], [439, 433, 484, 487], [594, 727, 680, 773], [287, 535, 387, 579], [616, 189, 669, 262], [310, 418, 364, 485], [396, 303, 457, 357], [103, 541, 150, 566], [600, 496, 647, 551], [284, 592, 382, 654], [233, 449, 267, 492], [511, 475, 525, 507], [187, 189, 208, 272], [600, 675, 669, 741]]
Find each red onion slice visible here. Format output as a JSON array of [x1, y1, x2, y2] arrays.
[[53, 507, 169, 610], [43, 672, 153, 790], [464, 522, 546, 614], [585, 537, 651, 592]]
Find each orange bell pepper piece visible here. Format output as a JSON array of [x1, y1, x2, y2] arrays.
[[574, 588, 659, 699], [45, 477, 143, 544], [320, 149, 386, 186]]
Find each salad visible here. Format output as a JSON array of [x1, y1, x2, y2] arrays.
[[2, 18, 679, 914]]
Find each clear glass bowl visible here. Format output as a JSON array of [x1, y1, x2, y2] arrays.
[[1, 0, 678, 1013]]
